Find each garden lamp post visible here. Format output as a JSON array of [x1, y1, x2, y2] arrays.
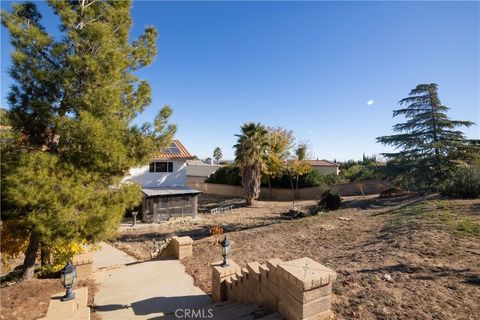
[[132, 211, 138, 227], [220, 235, 231, 267], [60, 261, 77, 301]]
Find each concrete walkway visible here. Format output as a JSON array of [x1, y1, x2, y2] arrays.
[[93, 243, 211, 320]]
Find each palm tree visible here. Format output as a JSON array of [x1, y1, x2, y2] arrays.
[[234, 122, 269, 206], [213, 147, 223, 165]]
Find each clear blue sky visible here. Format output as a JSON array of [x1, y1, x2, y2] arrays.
[[1, 1, 479, 161]]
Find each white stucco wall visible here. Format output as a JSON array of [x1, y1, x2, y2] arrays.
[[122, 160, 187, 188], [312, 166, 340, 175]]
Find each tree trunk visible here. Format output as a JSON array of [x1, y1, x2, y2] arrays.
[[40, 245, 51, 267], [295, 175, 299, 199], [290, 175, 295, 208], [21, 233, 39, 281], [268, 178, 272, 200]]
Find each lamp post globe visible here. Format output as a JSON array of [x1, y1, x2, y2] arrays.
[[60, 260, 77, 301], [220, 235, 231, 267]]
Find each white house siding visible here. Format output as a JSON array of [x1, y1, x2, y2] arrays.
[[122, 159, 187, 188], [186, 165, 219, 178], [311, 166, 339, 175]]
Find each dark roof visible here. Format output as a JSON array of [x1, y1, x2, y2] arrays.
[[153, 140, 192, 160], [142, 186, 202, 197]]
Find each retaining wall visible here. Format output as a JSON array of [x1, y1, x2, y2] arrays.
[[212, 257, 337, 320]]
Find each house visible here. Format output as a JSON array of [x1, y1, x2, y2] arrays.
[[306, 159, 340, 175], [122, 140, 201, 223], [186, 159, 220, 184]]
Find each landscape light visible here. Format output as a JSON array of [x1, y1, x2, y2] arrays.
[[60, 260, 77, 301], [220, 235, 231, 267]]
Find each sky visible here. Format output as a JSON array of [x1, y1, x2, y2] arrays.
[[1, 1, 479, 161]]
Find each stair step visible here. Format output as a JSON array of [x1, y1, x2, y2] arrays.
[[213, 302, 248, 313], [218, 304, 266, 320], [258, 312, 284, 320]]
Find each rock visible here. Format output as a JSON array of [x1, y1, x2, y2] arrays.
[[383, 273, 394, 282]]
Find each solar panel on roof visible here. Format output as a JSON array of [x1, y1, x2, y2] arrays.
[[164, 144, 181, 154]]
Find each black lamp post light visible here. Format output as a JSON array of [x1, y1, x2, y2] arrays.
[[60, 261, 77, 301], [220, 235, 231, 267]]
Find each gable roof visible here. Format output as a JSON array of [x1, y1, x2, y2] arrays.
[[153, 140, 192, 160], [306, 159, 339, 167]]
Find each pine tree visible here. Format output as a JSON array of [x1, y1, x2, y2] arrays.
[[1, 1, 175, 280], [376, 83, 474, 190]]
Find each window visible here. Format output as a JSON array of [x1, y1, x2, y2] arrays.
[[149, 161, 174, 173]]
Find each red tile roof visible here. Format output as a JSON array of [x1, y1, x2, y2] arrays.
[[153, 140, 193, 160], [306, 160, 339, 167]]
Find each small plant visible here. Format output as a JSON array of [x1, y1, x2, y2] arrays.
[[379, 187, 406, 198], [318, 190, 342, 211], [209, 225, 224, 245]]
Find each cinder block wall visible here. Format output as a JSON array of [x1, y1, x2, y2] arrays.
[[160, 236, 193, 260], [212, 257, 336, 320]]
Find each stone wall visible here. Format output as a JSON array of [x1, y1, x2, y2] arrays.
[[212, 257, 337, 320]]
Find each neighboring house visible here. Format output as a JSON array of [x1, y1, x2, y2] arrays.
[[306, 159, 340, 175], [186, 159, 220, 184], [122, 140, 201, 223]]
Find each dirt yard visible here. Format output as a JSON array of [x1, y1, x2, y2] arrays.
[[114, 193, 480, 320], [0, 279, 97, 320]]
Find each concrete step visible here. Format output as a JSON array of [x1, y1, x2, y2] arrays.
[[257, 312, 284, 320], [215, 303, 272, 320]]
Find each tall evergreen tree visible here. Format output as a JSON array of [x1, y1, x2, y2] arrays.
[[1, 1, 176, 280], [234, 123, 269, 206], [376, 83, 474, 190]]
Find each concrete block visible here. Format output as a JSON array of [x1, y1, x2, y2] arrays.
[[279, 287, 331, 320], [278, 257, 336, 291], [46, 287, 89, 320], [266, 258, 283, 276], [173, 236, 193, 246], [71, 307, 90, 320], [279, 277, 332, 304], [303, 310, 334, 320], [211, 260, 240, 279]]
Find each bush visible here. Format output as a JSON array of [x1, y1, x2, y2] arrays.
[[205, 165, 241, 185], [318, 189, 342, 211], [379, 187, 407, 198], [206, 165, 346, 189], [340, 164, 386, 182], [441, 165, 480, 199]]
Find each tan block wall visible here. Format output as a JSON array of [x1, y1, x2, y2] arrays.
[[161, 236, 194, 260], [211, 257, 337, 320], [187, 180, 390, 200]]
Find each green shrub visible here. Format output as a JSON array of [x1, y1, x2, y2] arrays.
[[206, 165, 346, 189], [379, 187, 407, 198], [339, 164, 386, 182], [205, 165, 241, 185], [441, 165, 480, 199], [318, 189, 342, 211]]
